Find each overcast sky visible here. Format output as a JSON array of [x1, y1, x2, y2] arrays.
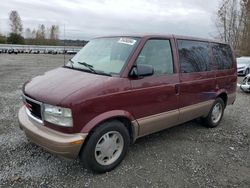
[[0, 0, 219, 40]]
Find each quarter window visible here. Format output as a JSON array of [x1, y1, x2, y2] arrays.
[[135, 39, 174, 75], [177, 40, 211, 73], [212, 43, 233, 70]]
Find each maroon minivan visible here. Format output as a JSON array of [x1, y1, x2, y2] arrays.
[[18, 35, 237, 173]]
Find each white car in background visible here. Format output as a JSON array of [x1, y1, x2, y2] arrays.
[[237, 57, 250, 76]]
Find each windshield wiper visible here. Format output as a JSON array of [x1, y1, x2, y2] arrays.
[[78, 62, 112, 76], [95, 70, 112, 77], [78, 62, 97, 74]]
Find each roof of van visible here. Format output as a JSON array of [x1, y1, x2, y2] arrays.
[[95, 34, 228, 45]]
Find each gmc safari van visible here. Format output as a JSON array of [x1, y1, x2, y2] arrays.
[[18, 35, 237, 173]]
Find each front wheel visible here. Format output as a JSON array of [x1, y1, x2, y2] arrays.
[[79, 120, 130, 173], [202, 98, 225, 128]]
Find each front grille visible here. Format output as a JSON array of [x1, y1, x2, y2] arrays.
[[24, 96, 42, 119]]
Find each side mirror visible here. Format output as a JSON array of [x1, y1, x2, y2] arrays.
[[129, 64, 154, 78]]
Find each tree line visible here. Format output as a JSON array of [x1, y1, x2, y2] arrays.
[[215, 0, 250, 55], [0, 10, 60, 45], [1, 4, 249, 54]]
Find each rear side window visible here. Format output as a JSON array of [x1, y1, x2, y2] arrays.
[[212, 43, 233, 70], [177, 40, 211, 73], [136, 39, 173, 75]]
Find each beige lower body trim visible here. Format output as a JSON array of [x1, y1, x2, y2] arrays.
[[179, 100, 213, 124], [135, 100, 214, 138], [227, 93, 236, 105], [137, 109, 179, 137], [131, 120, 139, 142], [18, 106, 88, 159]]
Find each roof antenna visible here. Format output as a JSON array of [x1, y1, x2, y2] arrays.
[[63, 24, 66, 66]]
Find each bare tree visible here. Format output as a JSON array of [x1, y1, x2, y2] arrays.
[[49, 25, 59, 40], [0, 22, 6, 43], [48, 25, 59, 45], [25, 28, 32, 38], [0, 20, 2, 35], [25, 25, 60, 45], [9, 10, 23, 34], [216, 0, 244, 48], [240, 0, 250, 54], [215, 0, 250, 55], [40, 24, 46, 39], [36, 24, 46, 39], [31, 29, 36, 38]]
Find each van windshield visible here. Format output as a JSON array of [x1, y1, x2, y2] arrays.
[[66, 37, 140, 75]]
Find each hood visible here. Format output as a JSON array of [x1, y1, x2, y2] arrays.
[[237, 63, 249, 68], [24, 67, 117, 105]]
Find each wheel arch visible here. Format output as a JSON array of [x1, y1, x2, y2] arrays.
[[216, 91, 228, 106], [80, 110, 138, 144]]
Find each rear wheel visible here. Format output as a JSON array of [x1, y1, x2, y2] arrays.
[[79, 120, 130, 173], [202, 98, 225, 128]]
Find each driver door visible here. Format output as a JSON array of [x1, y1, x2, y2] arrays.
[[130, 38, 180, 137]]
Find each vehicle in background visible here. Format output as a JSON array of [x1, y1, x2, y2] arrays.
[[19, 49, 24, 53], [237, 73, 250, 93], [237, 57, 250, 76], [0, 48, 8, 53], [0, 45, 81, 55], [52, 49, 59, 55], [30, 49, 40, 54], [58, 49, 65, 54], [18, 35, 237, 173], [46, 49, 53, 54], [8, 48, 18, 54], [23, 49, 30, 53], [66, 50, 77, 55]]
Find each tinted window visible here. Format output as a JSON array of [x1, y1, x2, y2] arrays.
[[177, 40, 211, 73], [136, 39, 173, 75], [212, 43, 233, 70]]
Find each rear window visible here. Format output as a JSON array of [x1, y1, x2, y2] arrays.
[[177, 40, 211, 73], [212, 43, 233, 70]]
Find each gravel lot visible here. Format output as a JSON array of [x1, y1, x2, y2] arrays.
[[0, 54, 249, 188]]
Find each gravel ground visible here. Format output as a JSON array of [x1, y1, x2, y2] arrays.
[[0, 54, 249, 188]]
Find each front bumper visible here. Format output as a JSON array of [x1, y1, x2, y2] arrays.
[[18, 106, 88, 159]]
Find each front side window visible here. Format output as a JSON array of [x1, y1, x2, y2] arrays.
[[177, 40, 211, 73], [67, 37, 139, 75], [135, 39, 174, 75], [212, 43, 233, 70]]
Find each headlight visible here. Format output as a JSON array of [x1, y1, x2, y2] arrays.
[[44, 104, 73, 127]]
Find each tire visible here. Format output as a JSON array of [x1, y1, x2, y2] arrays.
[[79, 120, 130, 173], [202, 98, 225, 128], [245, 68, 250, 76]]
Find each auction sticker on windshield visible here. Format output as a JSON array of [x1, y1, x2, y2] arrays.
[[118, 38, 137, 45]]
